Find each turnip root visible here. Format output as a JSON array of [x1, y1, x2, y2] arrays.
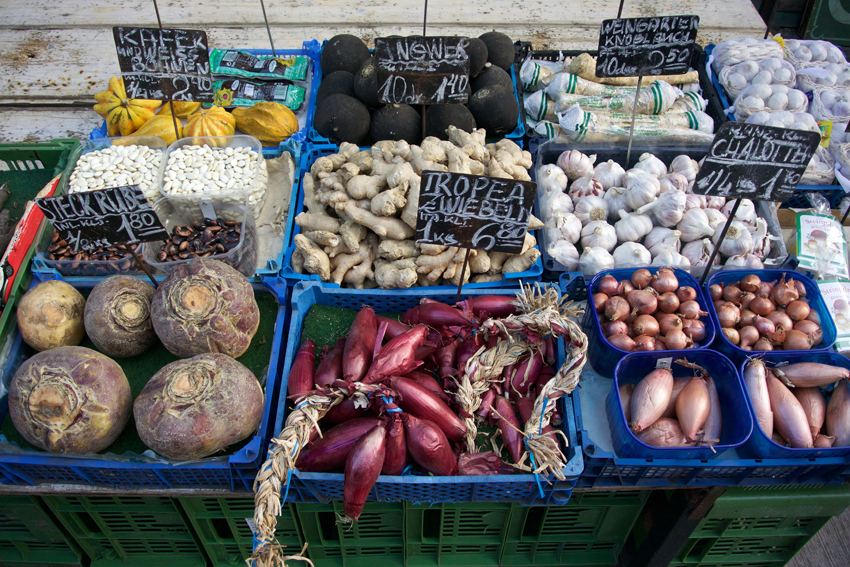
[[84, 276, 156, 358], [150, 259, 259, 358], [17, 280, 85, 352], [9, 346, 131, 453], [133, 353, 263, 460]]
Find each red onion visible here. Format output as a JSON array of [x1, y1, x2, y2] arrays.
[[364, 325, 429, 384], [633, 314, 660, 337], [297, 418, 383, 472], [683, 319, 706, 342], [716, 303, 740, 328], [344, 307, 377, 381], [678, 300, 707, 320], [628, 289, 658, 316], [593, 292, 609, 313], [739, 274, 761, 293], [382, 416, 407, 475], [493, 396, 524, 464], [722, 327, 740, 345], [605, 296, 630, 322], [344, 425, 386, 521], [604, 321, 629, 336], [750, 296, 774, 316], [657, 313, 683, 335], [315, 338, 346, 388], [677, 286, 697, 303], [631, 269, 652, 289], [709, 284, 723, 301], [651, 268, 679, 294], [405, 414, 458, 476], [754, 316, 775, 336], [288, 339, 317, 398], [598, 275, 619, 296], [457, 295, 519, 318], [786, 300, 810, 322], [389, 376, 466, 441], [658, 292, 680, 314], [633, 335, 656, 351], [609, 334, 637, 351]]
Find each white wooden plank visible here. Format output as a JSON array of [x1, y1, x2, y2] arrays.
[[0, 108, 101, 143]]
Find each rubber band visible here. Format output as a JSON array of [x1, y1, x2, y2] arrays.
[[539, 397, 549, 435], [524, 438, 545, 499], [401, 464, 414, 476], [295, 401, 309, 410], [281, 439, 300, 506]]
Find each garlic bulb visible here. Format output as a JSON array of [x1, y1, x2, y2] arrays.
[[659, 172, 688, 193], [613, 242, 652, 269], [721, 199, 757, 229], [603, 187, 631, 221], [569, 175, 604, 199], [751, 218, 775, 260], [538, 186, 573, 220], [651, 249, 691, 269], [669, 155, 699, 189], [633, 153, 668, 178], [625, 171, 661, 209], [581, 220, 617, 252], [548, 240, 579, 270], [677, 208, 715, 242], [713, 220, 754, 257], [681, 238, 719, 278], [684, 193, 707, 210], [546, 211, 582, 244], [638, 189, 686, 228], [593, 160, 626, 189], [615, 210, 653, 242], [704, 208, 727, 231], [537, 164, 568, 194], [724, 253, 764, 270], [645, 227, 682, 256], [579, 247, 615, 277], [573, 195, 609, 226], [557, 150, 596, 181], [706, 196, 726, 210]]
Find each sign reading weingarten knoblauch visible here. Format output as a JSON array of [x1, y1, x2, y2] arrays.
[[596, 15, 700, 78], [416, 171, 535, 254], [375, 36, 470, 105], [113, 27, 214, 101]]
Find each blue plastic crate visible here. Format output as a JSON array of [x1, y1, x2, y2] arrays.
[[262, 279, 582, 506], [738, 352, 850, 459], [583, 267, 716, 379], [279, 144, 544, 289], [0, 280, 289, 491], [558, 272, 587, 301], [705, 269, 836, 365]]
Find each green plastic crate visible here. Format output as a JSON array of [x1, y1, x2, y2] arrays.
[[295, 501, 404, 567], [180, 497, 303, 567], [0, 495, 83, 566], [500, 492, 649, 567], [42, 494, 205, 567], [673, 485, 850, 565], [405, 502, 512, 567]]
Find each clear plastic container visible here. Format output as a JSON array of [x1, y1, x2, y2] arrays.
[[62, 136, 166, 204], [142, 196, 258, 277], [157, 135, 268, 220]]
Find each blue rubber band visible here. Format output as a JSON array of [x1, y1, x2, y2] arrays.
[[401, 465, 414, 476], [295, 401, 309, 409], [281, 439, 300, 506], [539, 397, 549, 436], [386, 407, 403, 413], [524, 438, 545, 499]]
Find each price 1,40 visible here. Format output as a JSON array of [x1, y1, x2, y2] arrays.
[[378, 73, 468, 105]]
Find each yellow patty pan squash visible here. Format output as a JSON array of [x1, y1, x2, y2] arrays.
[[93, 77, 161, 137], [184, 106, 236, 140], [232, 102, 299, 144], [157, 101, 202, 117], [132, 115, 183, 145]]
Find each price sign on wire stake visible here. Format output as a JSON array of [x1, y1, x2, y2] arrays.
[[113, 27, 213, 102], [693, 122, 821, 202], [595, 15, 700, 78], [375, 37, 470, 105]]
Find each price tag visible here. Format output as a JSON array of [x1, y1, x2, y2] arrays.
[[415, 172, 535, 254], [375, 37, 470, 105], [693, 122, 821, 201], [113, 27, 213, 102], [36, 186, 169, 251], [595, 15, 700, 78], [656, 357, 673, 370]]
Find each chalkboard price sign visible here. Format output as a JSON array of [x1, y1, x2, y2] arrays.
[[596, 16, 700, 78], [113, 27, 213, 102], [375, 37, 470, 105], [36, 186, 169, 251], [416, 172, 535, 254], [693, 122, 821, 202]]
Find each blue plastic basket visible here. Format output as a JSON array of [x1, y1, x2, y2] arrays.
[[278, 144, 544, 289], [608, 350, 753, 459], [583, 267, 716, 378], [262, 279, 582, 506], [705, 269, 836, 364], [738, 352, 850, 459], [0, 280, 289, 491]]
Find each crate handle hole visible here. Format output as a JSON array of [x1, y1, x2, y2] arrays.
[[212, 517, 233, 539], [422, 509, 441, 539], [78, 511, 102, 535], [318, 511, 340, 542], [522, 507, 545, 538]]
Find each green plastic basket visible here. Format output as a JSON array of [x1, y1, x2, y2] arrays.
[[500, 492, 649, 566], [673, 485, 850, 566], [405, 502, 512, 567], [180, 497, 302, 567], [0, 495, 83, 566], [296, 501, 404, 567], [42, 495, 205, 567]]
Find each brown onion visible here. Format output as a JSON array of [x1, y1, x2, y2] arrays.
[[754, 316, 775, 336], [786, 300, 810, 322], [604, 321, 629, 337], [618, 280, 635, 297], [717, 303, 740, 328], [750, 296, 775, 316], [794, 319, 820, 336], [605, 296, 630, 322], [631, 269, 652, 289], [679, 300, 707, 320], [628, 289, 658, 316], [598, 275, 619, 296], [654, 339, 667, 351], [807, 310, 821, 325], [593, 292, 609, 314], [633, 314, 660, 336], [770, 327, 787, 345], [759, 281, 775, 297], [739, 326, 759, 349], [722, 327, 740, 345], [625, 311, 637, 325], [633, 335, 656, 352], [740, 309, 757, 327], [784, 329, 813, 350], [740, 292, 756, 310], [657, 313, 684, 335], [723, 284, 744, 305], [608, 334, 636, 352], [793, 280, 807, 297], [766, 311, 793, 331], [676, 286, 697, 303], [739, 274, 761, 293], [713, 300, 727, 311], [664, 329, 690, 350], [683, 319, 707, 342], [651, 268, 679, 294], [658, 292, 680, 314], [709, 284, 723, 301], [754, 337, 773, 351], [772, 275, 799, 307]]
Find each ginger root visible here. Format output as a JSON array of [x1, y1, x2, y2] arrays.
[[331, 234, 377, 286], [294, 234, 331, 281], [295, 212, 340, 233], [379, 239, 417, 260], [375, 258, 418, 289], [503, 247, 541, 273], [303, 230, 340, 248], [343, 201, 415, 240]]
